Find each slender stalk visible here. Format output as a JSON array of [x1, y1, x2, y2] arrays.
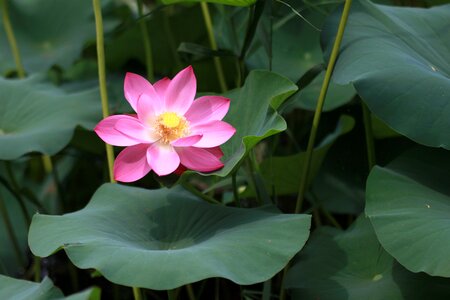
[[3, 163, 30, 225], [294, 0, 353, 214], [137, 0, 154, 82], [34, 257, 41, 282], [163, 8, 182, 70], [167, 289, 177, 300], [231, 172, 241, 206], [93, 0, 116, 184], [200, 2, 228, 92], [0, 0, 25, 78], [186, 284, 196, 300], [0, 195, 24, 266], [181, 182, 221, 205], [132, 287, 142, 300], [361, 102, 376, 170]]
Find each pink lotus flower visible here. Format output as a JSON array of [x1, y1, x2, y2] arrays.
[[94, 66, 235, 182]]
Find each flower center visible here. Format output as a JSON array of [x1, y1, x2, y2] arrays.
[[160, 112, 181, 128], [155, 112, 189, 144]]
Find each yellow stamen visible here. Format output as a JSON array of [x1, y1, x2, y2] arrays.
[[160, 112, 181, 128], [154, 112, 190, 144]]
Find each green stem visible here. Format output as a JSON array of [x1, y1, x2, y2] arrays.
[[3, 163, 30, 226], [137, 0, 154, 82], [294, 0, 353, 214], [163, 8, 182, 70], [200, 2, 228, 92], [167, 289, 177, 300], [0, 195, 24, 266], [34, 257, 41, 282], [181, 182, 221, 205], [93, 0, 116, 184], [0, 0, 25, 78], [186, 284, 196, 300], [132, 287, 142, 300], [231, 172, 241, 207], [361, 102, 376, 170]]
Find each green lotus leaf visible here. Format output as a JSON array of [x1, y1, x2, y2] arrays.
[[0, 275, 100, 300], [366, 146, 450, 277], [285, 216, 450, 299], [206, 70, 298, 176], [29, 183, 311, 290], [322, 0, 450, 149], [0, 76, 101, 160], [0, 0, 115, 74]]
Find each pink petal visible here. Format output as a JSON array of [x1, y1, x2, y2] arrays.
[[147, 143, 180, 176], [206, 146, 224, 159], [137, 94, 162, 124], [191, 120, 236, 148], [176, 147, 224, 172], [94, 115, 142, 146], [171, 134, 203, 147], [184, 96, 230, 125], [154, 77, 171, 99], [115, 118, 158, 143], [164, 66, 196, 115], [114, 144, 151, 182], [124, 72, 161, 112]]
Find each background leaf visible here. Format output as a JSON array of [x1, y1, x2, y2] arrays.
[[0, 76, 101, 160], [29, 183, 311, 290], [0, 275, 100, 300], [285, 216, 450, 300], [366, 146, 450, 277], [322, 0, 450, 149]]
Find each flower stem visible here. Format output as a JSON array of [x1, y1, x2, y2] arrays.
[[361, 101, 376, 170], [232, 172, 241, 207], [137, 0, 154, 82], [294, 0, 353, 214], [0, 0, 25, 78], [93, 0, 115, 184], [200, 2, 228, 92], [0, 195, 24, 266], [132, 287, 142, 300]]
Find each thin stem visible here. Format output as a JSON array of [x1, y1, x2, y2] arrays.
[[167, 289, 177, 300], [181, 182, 221, 205], [361, 102, 376, 170], [232, 172, 241, 207], [200, 2, 228, 92], [186, 284, 196, 300], [0, 0, 25, 77], [163, 8, 182, 70], [3, 163, 31, 225], [93, 0, 116, 184], [137, 0, 154, 82], [132, 287, 142, 300], [34, 257, 41, 282], [0, 195, 24, 266], [294, 0, 353, 214]]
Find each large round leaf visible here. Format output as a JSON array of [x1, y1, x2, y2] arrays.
[[0, 0, 115, 74], [322, 0, 450, 149], [0, 275, 100, 300], [285, 216, 450, 299], [366, 147, 450, 277], [0, 76, 101, 160], [29, 183, 311, 290]]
